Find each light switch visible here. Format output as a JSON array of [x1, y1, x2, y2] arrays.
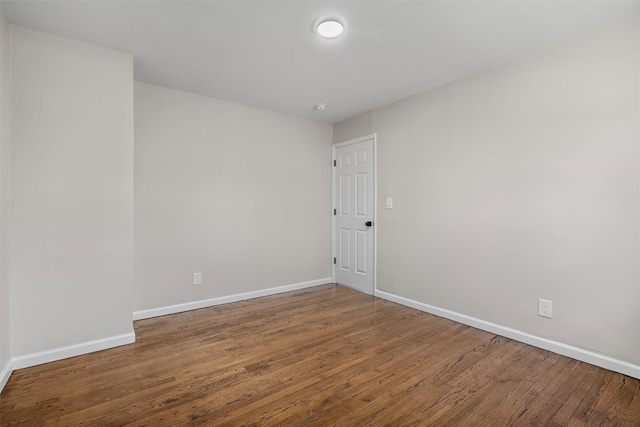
[[386, 197, 393, 209]]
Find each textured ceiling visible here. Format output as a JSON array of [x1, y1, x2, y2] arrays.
[[2, 1, 638, 123]]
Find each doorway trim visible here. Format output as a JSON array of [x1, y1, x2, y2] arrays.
[[331, 133, 377, 295]]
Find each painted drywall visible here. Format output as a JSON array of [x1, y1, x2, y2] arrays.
[[335, 15, 640, 365], [333, 112, 373, 145], [134, 82, 332, 311], [10, 26, 134, 356], [0, 7, 11, 377]]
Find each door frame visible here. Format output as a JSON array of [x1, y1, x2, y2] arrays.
[[331, 134, 377, 295]]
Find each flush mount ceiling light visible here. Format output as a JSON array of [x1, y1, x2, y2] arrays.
[[313, 15, 347, 39], [315, 103, 327, 111]]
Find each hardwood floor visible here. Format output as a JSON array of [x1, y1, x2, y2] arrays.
[[1, 284, 639, 426]]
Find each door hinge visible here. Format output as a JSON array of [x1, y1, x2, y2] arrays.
[[333, 160, 336, 166], [334, 257, 336, 264], [333, 209, 336, 215]]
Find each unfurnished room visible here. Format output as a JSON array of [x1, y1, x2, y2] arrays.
[[0, 1, 639, 425]]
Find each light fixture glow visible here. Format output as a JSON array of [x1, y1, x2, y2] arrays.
[[317, 20, 344, 38], [313, 15, 347, 39]]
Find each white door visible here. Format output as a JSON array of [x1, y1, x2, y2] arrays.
[[333, 136, 375, 295]]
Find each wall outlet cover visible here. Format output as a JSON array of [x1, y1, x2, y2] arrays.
[[538, 298, 552, 318], [193, 272, 202, 286]]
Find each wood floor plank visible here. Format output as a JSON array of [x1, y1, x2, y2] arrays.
[[2, 284, 640, 426]]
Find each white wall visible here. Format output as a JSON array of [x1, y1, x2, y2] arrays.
[[335, 15, 640, 365], [134, 82, 332, 312], [10, 27, 134, 356], [0, 7, 11, 379]]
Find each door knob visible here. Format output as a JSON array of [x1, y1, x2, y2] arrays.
[[365, 221, 373, 227]]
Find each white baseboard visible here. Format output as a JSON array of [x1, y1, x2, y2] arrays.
[[1, 280, 332, 393], [0, 358, 13, 392], [375, 289, 640, 380], [10, 331, 136, 371], [133, 277, 332, 321], [1, 331, 135, 393]]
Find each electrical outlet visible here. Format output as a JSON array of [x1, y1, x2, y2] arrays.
[[193, 272, 202, 286], [538, 298, 552, 318]]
